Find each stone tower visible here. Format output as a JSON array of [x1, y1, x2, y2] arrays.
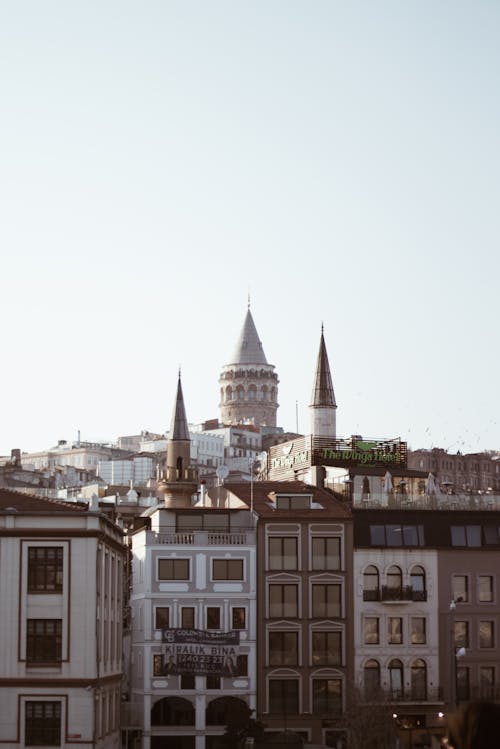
[[219, 305, 279, 427], [159, 374, 198, 508], [309, 326, 337, 438]]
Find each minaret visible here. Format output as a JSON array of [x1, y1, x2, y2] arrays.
[[219, 303, 279, 427], [309, 325, 337, 438], [159, 373, 198, 508]]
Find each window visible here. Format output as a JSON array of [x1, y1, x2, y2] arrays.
[[158, 559, 189, 581], [363, 566, 380, 601], [181, 674, 195, 689], [268, 538, 298, 571], [155, 607, 170, 629], [364, 617, 379, 645], [312, 584, 341, 618], [410, 566, 426, 601], [269, 584, 298, 618], [451, 526, 482, 547], [28, 547, 63, 593], [206, 607, 220, 630], [236, 654, 248, 676], [411, 659, 427, 700], [387, 566, 403, 593], [212, 559, 244, 580], [26, 620, 62, 663], [411, 617, 426, 645], [177, 513, 230, 531], [457, 666, 470, 701], [312, 537, 340, 570], [276, 494, 312, 510], [153, 654, 164, 676], [232, 607, 246, 629], [388, 659, 404, 699], [269, 632, 298, 666], [269, 679, 299, 714], [454, 621, 469, 648], [312, 679, 342, 715], [206, 675, 221, 689], [479, 621, 494, 648], [25, 702, 61, 746], [312, 631, 341, 666], [479, 575, 494, 603], [452, 575, 469, 603], [369, 525, 425, 546], [479, 667, 495, 699], [181, 608, 195, 628], [364, 660, 380, 699], [388, 618, 403, 645]]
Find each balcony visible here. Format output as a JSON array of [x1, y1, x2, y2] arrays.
[[363, 586, 427, 603], [363, 686, 443, 704], [148, 528, 256, 546]]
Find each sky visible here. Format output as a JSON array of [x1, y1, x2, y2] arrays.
[[1, 0, 499, 457]]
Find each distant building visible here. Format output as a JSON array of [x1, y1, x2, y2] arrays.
[[408, 447, 500, 494], [0, 488, 126, 748]]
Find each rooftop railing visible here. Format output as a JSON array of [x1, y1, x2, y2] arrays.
[[148, 528, 255, 546], [352, 493, 500, 511]]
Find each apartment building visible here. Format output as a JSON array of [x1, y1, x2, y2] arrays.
[[0, 488, 126, 748]]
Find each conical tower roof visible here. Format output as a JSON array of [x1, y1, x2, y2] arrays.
[[169, 374, 190, 441], [310, 329, 336, 407], [229, 308, 268, 365]]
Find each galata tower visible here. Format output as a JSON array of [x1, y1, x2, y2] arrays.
[[219, 305, 279, 427]]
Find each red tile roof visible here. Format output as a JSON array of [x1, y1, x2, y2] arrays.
[[225, 481, 351, 519], [0, 488, 84, 513]]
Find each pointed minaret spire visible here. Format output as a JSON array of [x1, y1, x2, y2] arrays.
[[160, 373, 197, 508], [170, 372, 190, 441], [310, 327, 337, 438]]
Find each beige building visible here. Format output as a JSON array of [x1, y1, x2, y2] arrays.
[[0, 488, 126, 748]]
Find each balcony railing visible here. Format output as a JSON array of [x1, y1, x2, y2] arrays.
[[148, 529, 255, 546], [363, 686, 443, 704], [353, 493, 500, 511], [363, 586, 427, 602]]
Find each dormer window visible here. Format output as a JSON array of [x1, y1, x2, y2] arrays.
[[275, 494, 312, 510]]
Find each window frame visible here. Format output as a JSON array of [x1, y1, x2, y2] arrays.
[[311, 630, 342, 666], [312, 583, 341, 618], [311, 536, 341, 571], [268, 537, 298, 571], [154, 607, 170, 630], [27, 547, 63, 594], [269, 583, 298, 618], [25, 701, 61, 746], [158, 558, 190, 581], [26, 619, 62, 664], [268, 631, 299, 666], [212, 558, 244, 581]]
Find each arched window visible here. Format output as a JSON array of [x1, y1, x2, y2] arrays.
[[248, 385, 257, 400], [362, 477, 371, 498], [176, 456, 183, 479], [364, 659, 380, 699], [236, 386, 244, 401], [388, 659, 404, 699], [363, 566, 380, 601], [271, 387, 276, 401], [410, 566, 426, 601], [411, 659, 427, 700], [225, 386, 233, 402], [206, 696, 250, 726], [151, 697, 195, 726], [386, 566, 402, 600], [261, 386, 268, 401]]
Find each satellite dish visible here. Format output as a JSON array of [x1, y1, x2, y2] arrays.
[[216, 465, 229, 481]]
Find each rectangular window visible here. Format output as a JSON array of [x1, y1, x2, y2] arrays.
[[479, 621, 494, 648], [454, 621, 469, 648], [236, 654, 248, 676], [153, 654, 164, 676], [369, 525, 425, 547], [411, 617, 426, 645], [269, 679, 299, 714], [181, 674, 195, 689], [388, 617, 403, 645], [451, 526, 482, 547], [457, 666, 470, 702], [269, 584, 298, 618], [268, 538, 298, 571], [269, 631, 298, 666], [312, 584, 341, 618], [312, 631, 341, 666], [479, 575, 494, 603], [312, 679, 342, 715], [26, 620, 62, 663], [28, 547, 63, 593], [212, 559, 244, 580], [232, 607, 246, 630], [206, 607, 220, 629], [155, 607, 169, 629], [453, 575, 469, 603], [364, 617, 379, 645], [312, 537, 341, 570], [25, 702, 61, 746], [206, 675, 221, 689], [158, 558, 189, 580], [181, 607, 195, 628], [479, 667, 495, 699]]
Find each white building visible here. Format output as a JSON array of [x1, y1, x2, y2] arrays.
[[0, 488, 126, 748], [98, 455, 156, 486]]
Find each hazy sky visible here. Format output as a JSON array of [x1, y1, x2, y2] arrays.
[[1, 1, 499, 456]]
